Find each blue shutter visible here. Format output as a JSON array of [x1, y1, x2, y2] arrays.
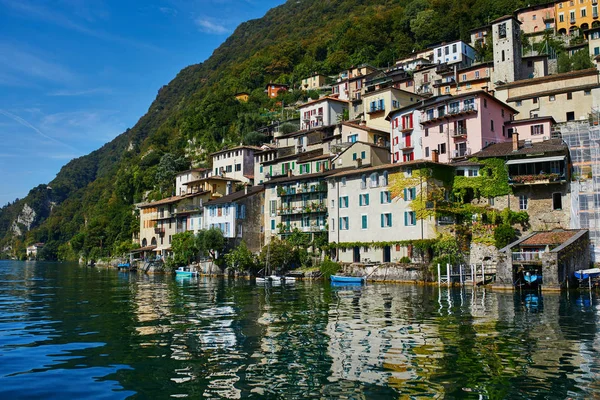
[[389, 213, 393, 227], [403, 188, 407, 199], [339, 217, 342, 230], [380, 214, 384, 227], [412, 188, 417, 199], [353, 153, 357, 160], [404, 212, 408, 226], [361, 151, 366, 159], [380, 191, 384, 203], [271, 220, 275, 230], [365, 194, 369, 205], [359, 195, 363, 206]]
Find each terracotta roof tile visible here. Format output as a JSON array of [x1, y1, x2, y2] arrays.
[[521, 230, 578, 246], [471, 139, 567, 158]]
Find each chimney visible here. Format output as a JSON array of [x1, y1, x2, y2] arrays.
[[355, 158, 363, 168], [431, 149, 439, 163], [512, 131, 519, 151]]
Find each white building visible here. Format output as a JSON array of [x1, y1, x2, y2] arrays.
[[175, 168, 209, 196], [210, 146, 261, 184], [328, 162, 444, 264], [299, 97, 348, 131], [432, 40, 476, 67]]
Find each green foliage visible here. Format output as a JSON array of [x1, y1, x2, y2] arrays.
[[224, 241, 256, 271], [259, 238, 301, 272], [399, 256, 411, 264], [319, 257, 340, 279], [558, 49, 594, 73], [171, 231, 200, 266], [198, 228, 225, 260], [453, 158, 511, 202], [494, 224, 517, 249]]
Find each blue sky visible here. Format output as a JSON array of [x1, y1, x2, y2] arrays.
[[0, 0, 285, 206]]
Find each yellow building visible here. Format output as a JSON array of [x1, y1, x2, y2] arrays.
[[234, 92, 249, 102], [555, 0, 600, 35]]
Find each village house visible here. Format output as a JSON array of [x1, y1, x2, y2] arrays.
[[362, 86, 423, 132], [418, 91, 518, 163], [210, 145, 261, 184], [327, 161, 451, 264], [468, 137, 571, 232], [298, 96, 348, 131], [331, 140, 390, 170], [301, 74, 327, 91], [27, 243, 44, 259], [554, 0, 600, 36], [495, 68, 600, 122], [265, 82, 288, 98], [434, 62, 494, 95], [234, 92, 250, 102], [395, 48, 434, 71], [340, 120, 390, 148], [203, 185, 265, 253], [432, 40, 476, 67], [515, 3, 555, 38]]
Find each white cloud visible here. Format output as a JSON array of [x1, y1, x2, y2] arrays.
[[159, 7, 178, 17], [195, 17, 230, 34], [48, 87, 113, 97]]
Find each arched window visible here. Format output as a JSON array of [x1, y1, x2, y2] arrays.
[[361, 174, 367, 189], [382, 171, 389, 186], [370, 172, 379, 187], [151, 237, 157, 246], [142, 238, 147, 247]]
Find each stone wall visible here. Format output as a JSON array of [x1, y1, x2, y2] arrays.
[[468, 242, 502, 266], [543, 230, 590, 289], [340, 263, 432, 283], [238, 191, 265, 253]]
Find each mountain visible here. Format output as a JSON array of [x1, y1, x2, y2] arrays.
[[0, 0, 547, 260]]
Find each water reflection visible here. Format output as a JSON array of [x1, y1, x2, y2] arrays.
[[2, 261, 600, 399]]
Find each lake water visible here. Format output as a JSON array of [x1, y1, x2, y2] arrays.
[[1, 260, 600, 399]]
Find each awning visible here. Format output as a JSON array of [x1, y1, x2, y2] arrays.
[[506, 155, 566, 165], [153, 246, 171, 252], [130, 245, 156, 253]]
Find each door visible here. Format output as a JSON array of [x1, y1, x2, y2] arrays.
[[383, 246, 391, 263], [353, 246, 360, 263]]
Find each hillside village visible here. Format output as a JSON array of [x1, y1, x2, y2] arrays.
[[134, 2, 600, 288]]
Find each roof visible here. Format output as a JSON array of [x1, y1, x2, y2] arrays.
[[496, 68, 599, 90], [520, 230, 579, 246], [265, 168, 353, 185], [470, 139, 567, 158], [363, 85, 423, 99], [210, 145, 263, 157], [183, 176, 240, 185], [490, 15, 521, 25], [342, 121, 390, 135], [206, 185, 264, 205], [131, 245, 157, 253], [506, 116, 556, 125], [450, 160, 484, 167], [298, 96, 349, 109], [176, 167, 207, 176], [468, 24, 491, 33], [506, 83, 600, 102], [298, 153, 333, 163], [514, 2, 555, 14], [328, 159, 450, 179], [138, 195, 184, 208]]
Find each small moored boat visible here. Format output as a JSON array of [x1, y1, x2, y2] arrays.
[[331, 275, 366, 284], [175, 267, 198, 277], [574, 268, 600, 280], [524, 272, 539, 284]]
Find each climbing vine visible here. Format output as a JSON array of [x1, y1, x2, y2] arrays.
[[452, 158, 511, 202], [326, 238, 438, 252]]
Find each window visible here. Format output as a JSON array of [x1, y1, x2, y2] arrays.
[[404, 187, 417, 200], [359, 193, 369, 206], [361, 215, 368, 229], [331, 199, 334, 208], [567, 111, 575, 121], [361, 151, 366, 159], [501, 50, 505, 62], [348, 134, 358, 143], [531, 124, 544, 135], [271, 219, 275, 230], [519, 195, 528, 210], [352, 153, 357, 161], [533, 97, 538, 104], [425, 128, 429, 137], [532, 14, 536, 20], [235, 163, 241, 172], [404, 211, 416, 226], [380, 191, 391, 204], [438, 143, 447, 154], [567, 92, 573, 100], [462, 74, 467, 81], [549, 95, 555, 102], [381, 213, 393, 228], [339, 217, 349, 230], [484, 98, 487, 108], [581, 8, 586, 17], [452, 43, 457, 53], [553, 193, 562, 210], [439, 123, 444, 133], [516, 100, 522, 106], [425, 147, 430, 158], [339, 196, 349, 208], [341, 177, 346, 186], [585, 89, 592, 96], [490, 120, 494, 131], [559, 13, 564, 23], [499, 23, 506, 38], [488, 197, 495, 206], [475, 71, 480, 79]]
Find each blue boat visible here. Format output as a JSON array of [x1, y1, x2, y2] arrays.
[[524, 272, 538, 284], [574, 268, 600, 280], [175, 267, 198, 277], [117, 262, 130, 270], [330, 275, 366, 284]]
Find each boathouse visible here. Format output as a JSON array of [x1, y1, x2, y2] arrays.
[[494, 229, 590, 291]]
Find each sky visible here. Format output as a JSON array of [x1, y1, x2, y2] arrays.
[[0, 0, 285, 206]]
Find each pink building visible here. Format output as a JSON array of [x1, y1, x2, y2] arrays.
[[419, 91, 518, 163], [506, 116, 556, 143], [515, 3, 555, 35]]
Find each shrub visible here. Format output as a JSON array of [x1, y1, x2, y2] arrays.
[[494, 224, 516, 249], [399, 256, 411, 264], [319, 258, 340, 279]]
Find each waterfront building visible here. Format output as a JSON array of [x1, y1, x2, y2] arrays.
[[203, 185, 265, 253], [26, 243, 44, 258], [210, 145, 261, 184], [327, 161, 450, 264]]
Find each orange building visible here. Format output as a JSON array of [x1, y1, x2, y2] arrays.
[[555, 0, 600, 35], [265, 83, 289, 98]]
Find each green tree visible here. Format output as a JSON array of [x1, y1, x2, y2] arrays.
[[200, 227, 225, 260], [494, 225, 516, 249], [224, 241, 256, 271], [172, 231, 200, 266]]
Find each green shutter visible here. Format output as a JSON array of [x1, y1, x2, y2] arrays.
[[339, 217, 342, 229], [365, 194, 369, 205], [359, 195, 363, 206], [380, 191, 384, 203], [389, 213, 392, 227], [308, 164, 311, 173], [412, 188, 417, 199], [362, 215, 367, 229], [282, 164, 285, 174], [269, 166, 272, 176], [403, 188, 407, 199], [404, 212, 408, 226], [353, 153, 357, 160], [292, 162, 295, 170], [380, 214, 384, 227]]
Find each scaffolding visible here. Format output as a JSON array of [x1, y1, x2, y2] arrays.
[[558, 110, 600, 263]]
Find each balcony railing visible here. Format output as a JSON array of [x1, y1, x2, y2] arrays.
[[422, 104, 478, 123], [278, 182, 328, 196], [368, 105, 385, 114], [277, 202, 327, 215], [154, 227, 165, 235], [452, 148, 471, 158], [512, 251, 544, 263], [570, 18, 576, 24], [509, 173, 564, 185], [450, 127, 468, 137]]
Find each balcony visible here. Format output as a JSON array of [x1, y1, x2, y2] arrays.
[[543, 13, 554, 22], [450, 127, 468, 138], [176, 203, 203, 214], [400, 142, 414, 151], [452, 148, 471, 158], [512, 251, 544, 264], [367, 105, 385, 114], [508, 173, 565, 185], [277, 182, 328, 197], [400, 125, 413, 133], [421, 104, 477, 124], [277, 202, 327, 215], [570, 18, 576, 24], [154, 227, 165, 236]]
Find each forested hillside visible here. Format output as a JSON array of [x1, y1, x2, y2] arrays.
[[0, 0, 547, 260]]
